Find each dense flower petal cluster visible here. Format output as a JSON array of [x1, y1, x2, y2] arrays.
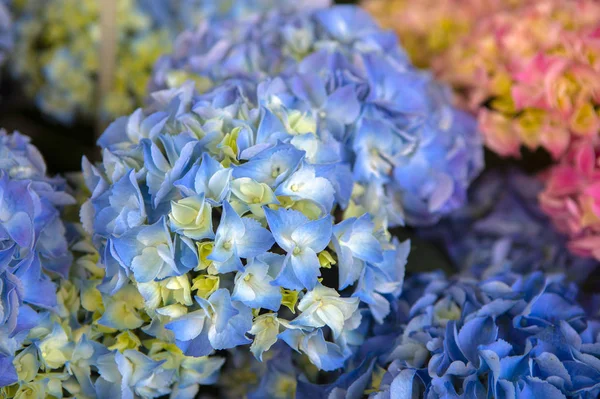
[[279, 270, 600, 398], [361, 0, 517, 69], [152, 5, 483, 225], [80, 77, 410, 375], [419, 170, 598, 280], [540, 141, 600, 262], [369, 0, 600, 159], [0, 130, 75, 390]]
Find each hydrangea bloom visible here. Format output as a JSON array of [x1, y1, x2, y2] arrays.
[[0, 130, 75, 389], [80, 78, 410, 373], [152, 5, 483, 225], [419, 170, 598, 280], [360, 0, 517, 68], [375, 0, 600, 159], [539, 141, 600, 262], [298, 270, 600, 398]]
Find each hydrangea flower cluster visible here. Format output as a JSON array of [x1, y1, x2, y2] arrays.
[[256, 269, 600, 399], [396, 0, 600, 159], [152, 5, 484, 226], [419, 170, 598, 280], [0, 130, 76, 390], [539, 141, 600, 262], [80, 76, 410, 378], [360, 0, 517, 69]]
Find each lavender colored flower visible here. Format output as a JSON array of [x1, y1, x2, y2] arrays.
[[418, 170, 598, 281]]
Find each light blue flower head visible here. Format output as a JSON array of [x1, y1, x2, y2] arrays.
[[0, 130, 75, 388], [83, 76, 409, 371], [151, 5, 483, 226], [418, 170, 598, 281], [299, 269, 600, 399]]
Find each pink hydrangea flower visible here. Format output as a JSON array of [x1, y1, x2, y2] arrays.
[[366, 0, 600, 160], [539, 141, 600, 260], [441, 0, 600, 159]]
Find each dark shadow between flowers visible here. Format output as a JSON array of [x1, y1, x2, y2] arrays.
[[0, 77, 99, 173]]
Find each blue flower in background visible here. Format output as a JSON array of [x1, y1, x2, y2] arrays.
[[0, 130, 74, 388], [151, 4, 483, 226]]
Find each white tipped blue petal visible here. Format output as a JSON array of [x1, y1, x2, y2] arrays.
[[333, 214, 383, 289], [204, 289, 252, 350], [165, 310, 208, 342], [237, 218, 275, 258], [233, 259, 282, 311], [176, 153, 232, 205], [280, 328, 347, 371], [111, 218, 177, 283], [265, 208, 332, 290], [290, 247, 321, 291], [290, 214, 332, 253], [233, 144, 305, 188], [210, 202, 273, 272], [264, 207, 307, 252], [276, 164, 335, 213]]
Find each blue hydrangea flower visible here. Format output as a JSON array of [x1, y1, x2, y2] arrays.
[[0, 130, 75, 388], [418, 170, 598, 281], [273, 269, 600, 399], [82, 75, 408, 371], [151, 5, 483, 226]]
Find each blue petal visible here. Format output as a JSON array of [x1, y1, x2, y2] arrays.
[[291, 247, 321, 290], [236, 218, 275, 258], [0, 356, 18, 387]]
